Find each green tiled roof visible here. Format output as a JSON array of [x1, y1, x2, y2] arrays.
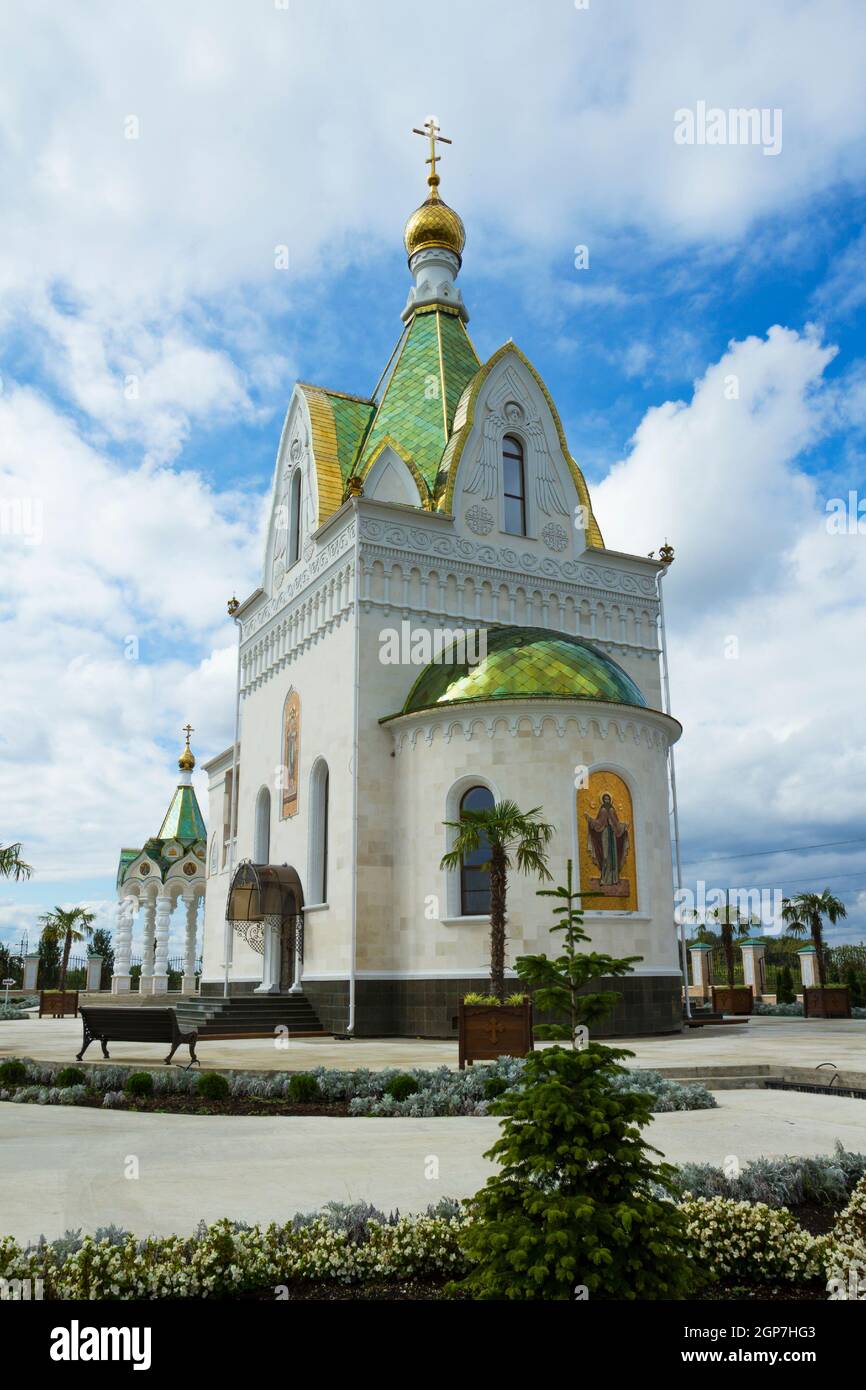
[[356, 309, 480, 493], [116, 848, 138, 890], [327, 393, 376, 482], [157, 783, 207, 842], [395, 626, 648, 715]]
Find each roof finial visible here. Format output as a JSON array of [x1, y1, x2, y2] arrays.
[[412, 116, 452, 201], [178, 723, 195, 772]]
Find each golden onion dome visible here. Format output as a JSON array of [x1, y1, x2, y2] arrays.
[[404, 174, 465, 263], [178, 724, 195, 772]]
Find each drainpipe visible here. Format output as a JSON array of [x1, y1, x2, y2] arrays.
[[224, 601, 243, 998], [656, 555, 691, 1021], [346, 497, 361, 1035]]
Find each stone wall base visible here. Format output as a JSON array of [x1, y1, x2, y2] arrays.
[[298, 974, 683, 1039]]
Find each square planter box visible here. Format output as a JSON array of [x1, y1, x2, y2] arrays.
[[711, 985, 753, 1016], [458, 999, 533, 1069], [803, 986, 851, 1019], [38, 990, 79, 1019]]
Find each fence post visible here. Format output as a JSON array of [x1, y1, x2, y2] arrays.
[[739, 939, 766, 998]]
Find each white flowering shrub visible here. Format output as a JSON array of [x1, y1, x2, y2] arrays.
[[0, 1210, 468, 1300], [681, 1196, 827, 1283], [825, 1174, 866, 1299]]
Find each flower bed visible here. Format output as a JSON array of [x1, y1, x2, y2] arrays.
[[4, 1174, 866, 1300], [0, 1058, 717, 1117]]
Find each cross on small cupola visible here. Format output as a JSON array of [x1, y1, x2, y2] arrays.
[[412, 116, 452, 194], [178, 723, 195, 773]]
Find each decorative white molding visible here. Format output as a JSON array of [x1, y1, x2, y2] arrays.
[[387, 699, 680, 755]]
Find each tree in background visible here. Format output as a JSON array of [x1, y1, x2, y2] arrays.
[[782, 890, 847, 1017], [454, 861, 697, 1300], [441, 800, 553, 1000], [37, 906, 95, 993], [0, 843, 32, 881], [776, 964, 796, 1005], [89, 927, 115, 989], [37, 933, 61, 990]]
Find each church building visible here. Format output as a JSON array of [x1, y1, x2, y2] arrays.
[[198, 123, 684, 1038]]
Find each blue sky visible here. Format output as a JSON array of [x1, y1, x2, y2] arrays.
[[2, 0, 866, 951]]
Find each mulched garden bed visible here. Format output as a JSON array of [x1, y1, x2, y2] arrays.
[[30, 1091, 352, 1118]]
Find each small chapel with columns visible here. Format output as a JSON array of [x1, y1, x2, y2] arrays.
[[112, 727, 206, 996]]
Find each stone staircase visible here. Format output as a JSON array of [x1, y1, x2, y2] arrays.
[[173, 993, 326, 1040]]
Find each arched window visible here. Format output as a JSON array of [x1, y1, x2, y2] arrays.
[[308, 759, 330, 904], [288, 469, 302, 567], [459, 784, 495, 915], [502, 435, 526, 536], [254, 785, 271, 864]]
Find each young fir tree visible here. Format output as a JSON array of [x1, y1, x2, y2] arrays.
[[454, 860, 698, 1301]]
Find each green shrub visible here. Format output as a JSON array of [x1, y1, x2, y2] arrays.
[[124, 1072, 154, 1098], [483, 1076, 509, 1101], [286, 1072, 320, 1103], [455, 1046, 700, 1300], [463, 993, 500, 1006], [196, 1072, 230, 1101], [505, 993, 527, 1006], [0, 1059, 27, 1087], [383, 1073, 419, 1102], [55, 1066, 87, 1088]]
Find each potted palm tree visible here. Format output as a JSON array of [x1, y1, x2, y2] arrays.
[[782, 890, 849, 1018], [709, 896, 754, 1016], [37, 905, 95, 1018], [440, 799, 553, 1067]]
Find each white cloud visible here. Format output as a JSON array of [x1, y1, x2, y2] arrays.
[[593, 326, 866, 939]]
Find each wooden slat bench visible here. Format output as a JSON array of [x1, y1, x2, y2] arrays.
[[76, 1006, 199, 1067]]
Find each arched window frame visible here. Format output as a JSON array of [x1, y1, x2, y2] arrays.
[[443, 775, 500, 920], [307, 758, 330, 907], [502, 433, 527, 537], [288, 468, 302, 567], [253, 785, 271, 864]]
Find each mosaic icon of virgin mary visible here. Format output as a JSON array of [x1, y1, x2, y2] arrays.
[[585, 792, 630, 895]]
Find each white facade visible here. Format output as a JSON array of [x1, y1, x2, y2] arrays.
[[199, 180, 684, 1037]]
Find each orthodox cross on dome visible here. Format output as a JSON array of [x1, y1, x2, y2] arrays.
[[412, 117, 452, 193], [178, 723, 195, 773]]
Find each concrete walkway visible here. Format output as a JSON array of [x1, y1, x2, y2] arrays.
[[2, 1089, 864, 1243], [2, 1012, 865, 1075]]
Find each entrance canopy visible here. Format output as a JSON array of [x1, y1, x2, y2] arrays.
[[226, 862, 304, 923]]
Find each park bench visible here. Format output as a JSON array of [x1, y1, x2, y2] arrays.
[[75, 1006, 199, 1067]]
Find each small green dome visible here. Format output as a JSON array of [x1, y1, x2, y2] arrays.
[[399, 626, 648, 715]]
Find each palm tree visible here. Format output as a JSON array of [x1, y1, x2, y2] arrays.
[[37, 906, 95, 993], [441, 799, 554, 1000], [781, 890, 847, 1016], [0, 842, 32, 881]]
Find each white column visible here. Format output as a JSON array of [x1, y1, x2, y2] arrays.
[[689, 945, 713, 1000], [289, 914, 304, 994], [182, 894, 199, 994], [111, 895, 134, 993], [150, 890, 172, 993], [139, 895, 157, 988]]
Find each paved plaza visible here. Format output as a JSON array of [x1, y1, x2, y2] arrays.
[[2, 1011, 865, 1076]]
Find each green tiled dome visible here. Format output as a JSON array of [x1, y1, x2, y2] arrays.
[[400, 627, 648, 714]]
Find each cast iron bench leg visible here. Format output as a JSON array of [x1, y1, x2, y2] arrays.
[[76, 1023, 94, 1061]]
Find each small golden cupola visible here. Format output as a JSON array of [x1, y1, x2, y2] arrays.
[[178, 722, 196, 774], [401, 119, 468, 324], [403, 117, 465, 262]]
